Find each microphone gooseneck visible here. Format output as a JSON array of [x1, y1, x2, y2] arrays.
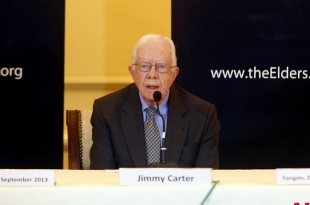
[[153, 91, 166, 164]]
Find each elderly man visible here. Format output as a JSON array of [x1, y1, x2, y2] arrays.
[[90, 34, 220, 169]]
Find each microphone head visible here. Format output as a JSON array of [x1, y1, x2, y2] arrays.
[[153, 91, 162, 102]]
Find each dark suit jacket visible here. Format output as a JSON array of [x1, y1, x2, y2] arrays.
[[90, 83, 220, 169]]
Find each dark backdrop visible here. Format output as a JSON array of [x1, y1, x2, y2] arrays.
[[172, 0, 310, 169], [0, 0, 64, 168]]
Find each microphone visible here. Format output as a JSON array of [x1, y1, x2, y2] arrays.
[[153, 90, 162, 103], [149, 91, 178, 168], [153, 91, 167, 164]]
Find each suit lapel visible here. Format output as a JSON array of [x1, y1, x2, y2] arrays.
[[120, 85, 147, 167], [166, 85, 189, 163]]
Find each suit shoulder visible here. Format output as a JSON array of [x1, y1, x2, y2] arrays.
[[94, 84, 135, 107]]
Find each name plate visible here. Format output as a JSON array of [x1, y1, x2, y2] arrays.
[[276, 169, 310, 185], [119, 168, 212, 186], [0, 170, 55, 187]]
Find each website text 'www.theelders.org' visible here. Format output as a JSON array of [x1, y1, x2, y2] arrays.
[[210, 66, 310, 79]]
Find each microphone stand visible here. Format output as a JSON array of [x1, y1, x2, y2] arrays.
[[156, 106, 166, 164], [148, 91, 178, 168]]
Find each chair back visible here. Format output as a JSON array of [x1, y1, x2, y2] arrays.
[[66, 109, 92, 169]]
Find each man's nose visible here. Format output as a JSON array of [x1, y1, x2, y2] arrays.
[[147, 65, 158, 78]]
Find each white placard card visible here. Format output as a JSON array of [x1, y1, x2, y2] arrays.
[[276, 169, 310, 185], [119, 168, 212, 186], [0, 170, 55, 187]]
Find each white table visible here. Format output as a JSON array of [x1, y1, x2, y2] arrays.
[[0, 169, 309, 205]]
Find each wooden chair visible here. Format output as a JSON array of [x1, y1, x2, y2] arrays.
[[66, 109, 92, 169]]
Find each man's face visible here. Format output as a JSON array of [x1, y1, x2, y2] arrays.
[[129, 39, 179, 105]]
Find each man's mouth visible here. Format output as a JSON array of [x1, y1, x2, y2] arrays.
[[146, 85, 159, 90]]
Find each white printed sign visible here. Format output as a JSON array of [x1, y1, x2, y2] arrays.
[[0, 170, 55, 187], [119, 168, 212, 186], [276, 169, 310, 185]]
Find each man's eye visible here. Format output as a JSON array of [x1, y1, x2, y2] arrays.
[[157, 64, 166, 70], [158, 65, 165, 68], [141, 64, 150, 69]]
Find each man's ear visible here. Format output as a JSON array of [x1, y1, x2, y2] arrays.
[[128, 65, 133, 73], [128, 65, 135, 77], [173, 66, 179, 79]]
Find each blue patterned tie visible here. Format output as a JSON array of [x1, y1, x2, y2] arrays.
[[144, 106, 160, 165]]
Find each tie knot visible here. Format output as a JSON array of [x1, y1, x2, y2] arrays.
[[146, 106, 157, 116]]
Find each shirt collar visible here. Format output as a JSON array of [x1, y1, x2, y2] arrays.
[[139, 92, 169, 116]]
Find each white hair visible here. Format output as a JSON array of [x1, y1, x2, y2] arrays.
[[131, 34, 177, 66]]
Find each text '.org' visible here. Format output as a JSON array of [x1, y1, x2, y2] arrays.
[[0, 67, 23, 80]]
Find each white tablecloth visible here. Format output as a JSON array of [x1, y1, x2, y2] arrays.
[[0, 169, 309, 205]]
